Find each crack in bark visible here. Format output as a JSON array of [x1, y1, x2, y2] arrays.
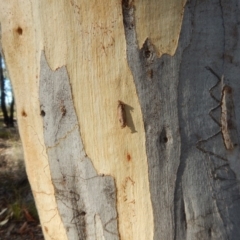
[[173, 1, 196, 239], [46, 124, 79, 149]]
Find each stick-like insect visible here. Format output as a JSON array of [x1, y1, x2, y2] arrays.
[[117, 100, 127, 128], [221, 84, 238, 150]]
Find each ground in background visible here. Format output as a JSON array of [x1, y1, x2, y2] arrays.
[[0, 122, 44, 240]]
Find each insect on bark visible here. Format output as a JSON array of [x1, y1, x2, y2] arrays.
[[221, 85, 238, 150], [118, 100, 127, 128]]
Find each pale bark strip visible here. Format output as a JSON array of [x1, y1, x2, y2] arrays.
[[0, 1, 67, 239], [133, 0, 187, 56], [39, 52, 119, 240], [123, 0, 240, 239]]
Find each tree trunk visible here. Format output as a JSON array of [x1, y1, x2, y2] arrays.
[[1, 0, 240, 239]]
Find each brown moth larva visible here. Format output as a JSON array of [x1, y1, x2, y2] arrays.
[[118, 100, 126, 128]]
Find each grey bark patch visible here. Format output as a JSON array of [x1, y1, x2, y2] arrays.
[[39, 52, 119, 240], [122, 0, 240, 239]]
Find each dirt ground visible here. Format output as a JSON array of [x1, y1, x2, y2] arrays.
[[0, 126, 44, 240]]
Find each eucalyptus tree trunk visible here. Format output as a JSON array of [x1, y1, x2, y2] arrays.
[[1, 0, 240, 239]]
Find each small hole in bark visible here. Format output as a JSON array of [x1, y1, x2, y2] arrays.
[[80, 211, 86, 216], [145, 50, 151, 58], [16, 27, 23, 35], [40, 110, 45, 117], [127, 153, 131, 162], [163, 137, 168, 143], [159, 128, 168, 145], [142, 38, 156, 61], [21, 110, 27, 117]]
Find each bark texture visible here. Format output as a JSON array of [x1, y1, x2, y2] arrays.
[[123, 0, 240, 239], [1, 0, 240, 240]]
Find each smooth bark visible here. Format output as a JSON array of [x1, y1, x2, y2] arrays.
[[1, 1, 240, 239]]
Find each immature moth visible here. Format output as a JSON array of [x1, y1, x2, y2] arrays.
[[118, 100, 126, 128], [221, 85, 238, 150]]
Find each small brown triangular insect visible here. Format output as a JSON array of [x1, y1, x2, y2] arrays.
[[117, 100, 126, 128]]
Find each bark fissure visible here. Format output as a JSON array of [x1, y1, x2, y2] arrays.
[[39, 51, 119, 240], [173, 2, 197, 239]]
